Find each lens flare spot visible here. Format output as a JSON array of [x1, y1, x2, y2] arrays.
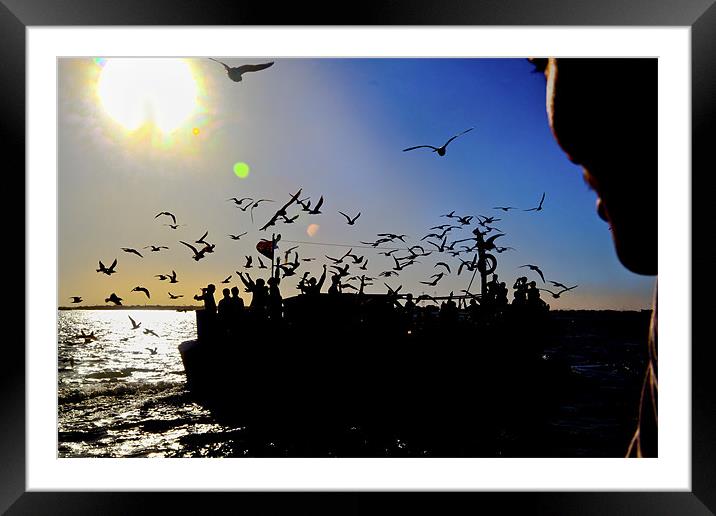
[[192, 127, 200, 135], [233, 162, 250, 179], [307, 224, 320, 237]]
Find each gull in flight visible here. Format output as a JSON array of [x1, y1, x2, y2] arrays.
[[402, 128, 474, 156], [209, 58, 275, 83]]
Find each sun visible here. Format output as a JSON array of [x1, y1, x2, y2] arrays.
[[97, 58, 199, 133]]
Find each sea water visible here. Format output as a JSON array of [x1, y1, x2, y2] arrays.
[[58, 309, 649, 458]]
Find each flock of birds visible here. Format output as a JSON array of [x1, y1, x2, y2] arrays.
[[67, 58, 580, 343]]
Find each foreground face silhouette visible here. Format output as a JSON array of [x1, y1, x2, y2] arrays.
[[541, 58, 657, 275]]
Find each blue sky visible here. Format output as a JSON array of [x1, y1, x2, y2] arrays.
[[58, 58, 654, 309]]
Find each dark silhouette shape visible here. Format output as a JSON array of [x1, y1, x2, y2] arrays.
[[493, 206, 517, 212], [519, 264, 546, 283], [229, 232, 248, 240], [524, 192, 546, 212], [217, 288, 233, 331], [144, 245, 169, 252], [128, 315, 141, 329], [164, 223, 186, 230], [209, 58, 275, 82], [180, 241, 207, 261], [131, 286, 151, 299], [307, 196, 324, 215], [155, 211, 177, 224], [168, 270, 178, 283], [70, 296, 82, 304], [146, 347, 158, 355], [222, 275, 232, 284], [144, 328, 159, 337], [168, 292, 183, 300], [402, 127, 474, 156], [339, 211, 361, 225], [194, 284, 217, 314], [105, 293, 122, 305], [121, 247, 143, 258], [96, 259, 118, 276]]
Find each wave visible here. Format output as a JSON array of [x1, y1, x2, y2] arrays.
[[58, 380, 184, 405]]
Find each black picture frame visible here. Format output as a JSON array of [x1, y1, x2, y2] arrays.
[[6, 0, 713, 513]]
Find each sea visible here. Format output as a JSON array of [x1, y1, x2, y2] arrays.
[[58, 309, 651, 458]]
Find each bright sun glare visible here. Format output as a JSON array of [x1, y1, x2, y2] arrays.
[[97, 59, 198, 133]]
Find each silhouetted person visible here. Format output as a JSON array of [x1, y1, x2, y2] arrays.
[[513, 276, 528, 306], [267, 274, 283, 323], [327, 274, 342, 295], [497, 282, 509, 306], [217, 288, 232, 334], [534, 58, 657, 456], [304, 265, 327, 296], [229, 286, 245, 336], [194, 284, 217, 313]]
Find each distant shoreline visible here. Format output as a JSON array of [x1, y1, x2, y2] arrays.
[[58, 305, 200, 311]]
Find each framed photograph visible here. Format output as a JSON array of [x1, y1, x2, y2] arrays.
[[8, 0, 712, 513]]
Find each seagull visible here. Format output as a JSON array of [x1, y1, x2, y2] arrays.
[[339, 211, 361, 225], [402, 128, 474, 156], [105, 293, 122, 305], [168, 292, 183, 300], [222, 275, 232, 284], [519, 264, 546, 283], [441, 210, 457, 218], [132, 286, 151, 299], [457, 215, 473, 225], [209, 58, 275, 83], [228, 197, 253, 206], [250, 199, 274, 223], [377, 233, 407, 242], [70, 296, 83, 304], [155, 212, 177, 224], [155, 274, 169, 281], [121, 248, 143, 258], [164, 223, 186, 230], [144, 245, 169, 252], [96, 259, 118, 276], [128, 315, 141, 330], [434, 262, 451, 273], [420, 273, 444, 286], [195, 231, 210, 245], [168, 270, 178, 283], [244, 256, 253, 268], [307, 196, 324, 215], [493, 206, 517, 212], [179, 241, 207, 261], [144, 329, 159, 338], [258, 257, 268, 269], [146, 347, 158, 355], [524, 192, 546, 212], [539, 286, 577, 299], [229, 232, 248, 240]]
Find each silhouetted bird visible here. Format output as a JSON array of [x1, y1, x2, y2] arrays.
[[195, 231, 210, 245], [228, 197, 252, 206], [155, 212, 177, 224], [180, 241, 207, 261], [105, 293, 122, 305], [132, 286, 151, 299], [144, 245, 169, 252], [420, 273, 444, 286], [209, 58, 274, 83], [402, 127, 473, 156], [493, 206, 517, 212], [250, 199, 274, 223], [146, 347, 158, 354], [222, 275, 232, 284], [524, 192, 546, 212], [164, 224, 186, 230], [229, 232, 248, 240], [122, 248, 143, 258], [258, 257, 268, 269], [155, 274, 168, 281], [339, 211, 361, 225], [168, 292, 183, 300], [168, 270, 178, 283], [128, 315, 141, 330], [144, 329, 159, 338], [441, 210, 457, 218], [70, 296, 82, 304], [434, 262, 451, 273], [519, 264, 546, 283], [244, 256, 253, 268], [539, 286, 577, 298], [307, 196, 324, 215], [377, 233, 407, 242], [96, 259, 118, 276]]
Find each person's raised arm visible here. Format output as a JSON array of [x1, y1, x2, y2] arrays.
[[317, 264, 327, 290]]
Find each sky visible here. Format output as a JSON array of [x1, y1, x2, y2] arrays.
[[58, 57, 655, 310]]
